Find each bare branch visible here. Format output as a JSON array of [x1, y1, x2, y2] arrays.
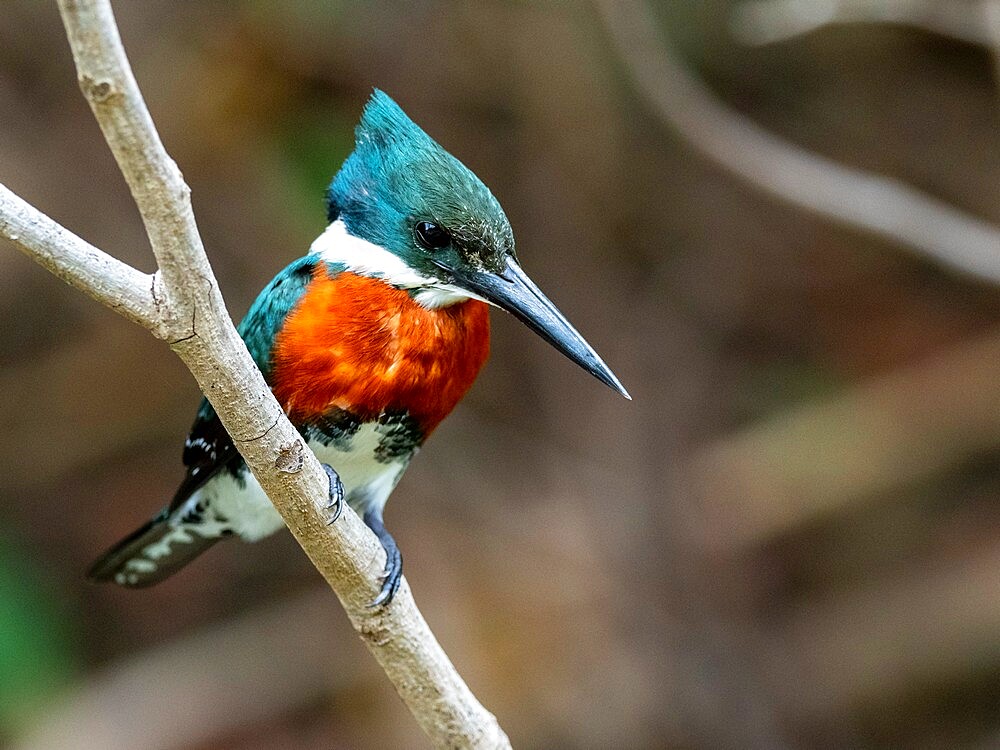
[[731, 0, 993, 47], [983, 0, 1000, 83], [58, 0, 205, 304], [0, 0, 511, 746], [0, 183, 160, 331], [595, 0, 1000, 285]]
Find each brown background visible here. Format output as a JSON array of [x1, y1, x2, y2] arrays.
[[1, 1, 999, 748]]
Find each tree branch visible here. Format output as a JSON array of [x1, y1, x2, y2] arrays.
[[730, 0, 994, 47], [0, 1, 509, 746], [983, 0, 1000, 83], [59, 0, 204, 304], [0, 183, 160, 332], [595, 0, 1000, 285]]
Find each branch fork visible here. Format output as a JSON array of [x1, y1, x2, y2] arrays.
[[0, 1, 509, 747]]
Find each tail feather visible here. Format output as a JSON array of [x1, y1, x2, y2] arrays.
[[88, 506, 224, 588]]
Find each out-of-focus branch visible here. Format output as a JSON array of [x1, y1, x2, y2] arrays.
[[771, 541, 1000, 716], [685, 325, 1000, 551], [730, 0, 993, 47], [0, 1, 510, 746], [15, 591, 352, 750], [594, 1, 1000, 284], [983, 0, 1000, 82]]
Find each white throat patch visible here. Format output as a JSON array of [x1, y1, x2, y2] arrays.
[[310, 219, 477, 310]]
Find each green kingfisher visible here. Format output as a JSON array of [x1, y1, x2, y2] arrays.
[[88, 90, 628, 605]]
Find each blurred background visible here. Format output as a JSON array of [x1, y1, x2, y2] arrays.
[[1, 1, 999, 748]]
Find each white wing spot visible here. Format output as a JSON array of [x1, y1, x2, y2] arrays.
[[124, 558, 157, 574]]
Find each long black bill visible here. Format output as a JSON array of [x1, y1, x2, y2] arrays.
[[441, 257, 630, 399]]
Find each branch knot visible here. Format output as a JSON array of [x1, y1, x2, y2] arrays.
[[275, 439, 305, 474], [80, 75, 118, 103]]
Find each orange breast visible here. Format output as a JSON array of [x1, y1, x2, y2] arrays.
[[271, 268, 490, 436]]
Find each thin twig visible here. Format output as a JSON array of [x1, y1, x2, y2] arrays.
[[983, 0, 1000, 84], [731, 0, 993, 47], [0, 183, 159, 331], [0, 0, 510, 746], [595, 0, 1000, 285]]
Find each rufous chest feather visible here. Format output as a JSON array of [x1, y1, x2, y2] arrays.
[[270, 269, 490, 435]]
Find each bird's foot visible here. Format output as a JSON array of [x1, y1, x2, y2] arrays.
[[371, 542, 402, 608], [363, 509, 403, 607], [322, 464, 345, 525]]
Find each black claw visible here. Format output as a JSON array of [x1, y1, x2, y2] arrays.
[[322, 464, 345, 525], [363, 509, 403, 607]]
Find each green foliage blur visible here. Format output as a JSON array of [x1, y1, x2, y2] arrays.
[[0, 538, 76, 736]]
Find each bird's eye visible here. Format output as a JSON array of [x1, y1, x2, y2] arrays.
[[414, 221, 451, 250]]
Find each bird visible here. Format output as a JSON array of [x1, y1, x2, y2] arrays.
[[88, 90, 629, 606]]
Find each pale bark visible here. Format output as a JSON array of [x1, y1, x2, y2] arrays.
[[0, 184, 159, 331], [0, 1, 509, 746]]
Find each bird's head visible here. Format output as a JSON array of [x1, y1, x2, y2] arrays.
[[321, 89, 629, 399]]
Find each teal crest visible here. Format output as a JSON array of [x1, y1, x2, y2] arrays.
[[326, 89, 515, 280]]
